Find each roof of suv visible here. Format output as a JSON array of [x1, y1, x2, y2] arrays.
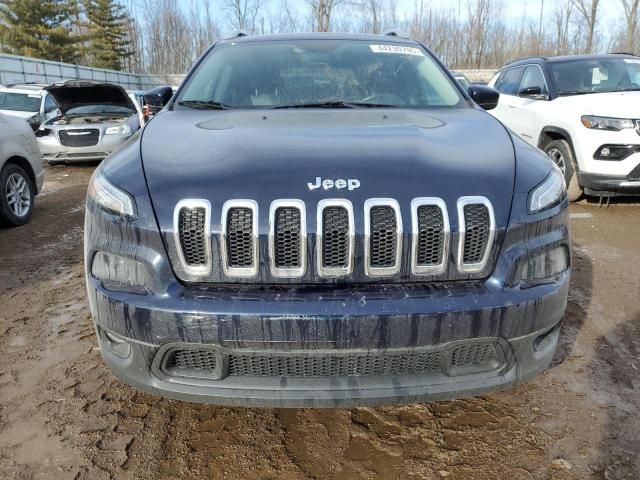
[[217, 32, 419, 46], [502, 53, 639, 70]]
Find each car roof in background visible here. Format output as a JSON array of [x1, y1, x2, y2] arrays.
[[500, 53, 640, 70], [0, 84, 46, 93]]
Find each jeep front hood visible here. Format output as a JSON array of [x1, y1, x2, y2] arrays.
[[141, 108, 515, 232]]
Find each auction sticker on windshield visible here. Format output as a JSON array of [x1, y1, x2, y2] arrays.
[[369, 44, 424, 56]]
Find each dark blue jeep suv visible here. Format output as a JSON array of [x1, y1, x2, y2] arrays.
[[84, 32, 570, 407]]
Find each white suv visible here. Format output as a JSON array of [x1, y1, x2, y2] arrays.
[[0, 84, 59, 131], [489, 54, 640, 200]]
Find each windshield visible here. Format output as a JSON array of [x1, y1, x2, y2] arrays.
[[0, 92, 40, 112], [176, 39, 464, 109], [551, 57, 640, 95], [66, 105, 133, 115]]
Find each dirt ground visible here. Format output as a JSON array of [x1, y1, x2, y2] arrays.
[[0, 164, 638, 480]]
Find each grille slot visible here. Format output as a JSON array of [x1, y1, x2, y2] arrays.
[[370, 206, 397, 267], [365, 199, 401, 276], [269, 200, 306, 277], [58, 128, 100, 147], [463, 205, 490, 263], [416, 206, 444, 265], [457, 197, 494, 274], [178, 207, 207, 266], [222, 200, 258, 277], [173, 200, 211, 275], [629, 163, 640, 180], [411, 198, 449, 276], [317, 200, 353, 277]]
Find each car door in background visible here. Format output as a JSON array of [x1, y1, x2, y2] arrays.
[[489, 66, 525, 126], [507, 65, 550, 145]]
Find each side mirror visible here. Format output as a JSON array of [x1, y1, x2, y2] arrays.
[[143, 85, 173, 109], [468, 85, 500, 111], [518, 86, 547, 100]]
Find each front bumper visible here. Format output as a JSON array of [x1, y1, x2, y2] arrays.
[[578, 171, 640, 196], [37, 133, 131, 163], [88, 267, 569, 407]]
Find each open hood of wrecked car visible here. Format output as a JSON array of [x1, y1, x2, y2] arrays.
[[45, 81, 136, 115]]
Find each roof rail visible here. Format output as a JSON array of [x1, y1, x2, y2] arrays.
[[382, 29, 411, 39], [504, 56, 546, 66], [225, 30, 250, 40], [610, 51, 639, 56]]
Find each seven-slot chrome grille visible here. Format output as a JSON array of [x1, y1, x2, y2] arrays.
[[174, 197, 495, 279]]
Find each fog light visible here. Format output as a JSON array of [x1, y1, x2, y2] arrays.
[[101, 329, 131, 358], [519, 245, 569, 284], [91, 251, 148, 293]]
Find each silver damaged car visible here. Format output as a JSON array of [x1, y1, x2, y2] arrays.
[[36, 81, 141, 165]]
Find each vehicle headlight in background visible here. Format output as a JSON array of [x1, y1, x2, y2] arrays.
[[87, 168, 136, 218], [581, 115, 635, 131], [528, 165, 566, 213], [35, 128, 52, 137], [105, 124, 132, 135]]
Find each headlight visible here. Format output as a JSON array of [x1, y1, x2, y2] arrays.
[[87, 168, 136, 218], [105, 124, 132, 135], [528, 165, 566, 213], [519, 245, 569, 284], [581, 115, 635, 131]]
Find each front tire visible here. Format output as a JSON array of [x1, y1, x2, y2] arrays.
[[543, 139, 583, 202], [0, 163, 35, 227]]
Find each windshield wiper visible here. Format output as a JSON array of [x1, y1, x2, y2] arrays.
[[271, 101, 397, 109], [177, 100, 233, 110]]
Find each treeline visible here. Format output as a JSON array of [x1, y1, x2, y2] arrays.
[[0, 0, 638, 74]]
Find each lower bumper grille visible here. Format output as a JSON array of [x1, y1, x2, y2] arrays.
[[629, 163, 640, 181], [161, 341, 504, 381]]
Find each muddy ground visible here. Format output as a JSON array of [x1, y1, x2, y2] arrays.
[[0, 164, 638, 480]]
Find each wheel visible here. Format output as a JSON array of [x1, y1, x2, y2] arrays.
[[0, 163, 35, 227], [543, 139, 583, 202]]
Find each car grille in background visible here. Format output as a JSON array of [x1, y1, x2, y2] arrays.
[[462, 204, 491, 264], [369, 206, 398, 268], [322, 206, 350, 269], [58, 129, 100, 147], [274, 207, 302, 268], [178, 207, 208, 267], [226, 207, 254, 268], [416, 205, 444, 266], [161, 341, 503, 380], [629, 163, 640, 180]]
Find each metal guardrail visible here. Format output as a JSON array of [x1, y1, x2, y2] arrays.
[[0, 53, 165, 91]]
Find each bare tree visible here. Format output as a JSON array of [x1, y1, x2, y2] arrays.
[[307, 0, 342, 32], [622, 0, 640, 52], [552, 0, 574, 56], [224, 0, 263, 33], [572, 0, 600, 53]]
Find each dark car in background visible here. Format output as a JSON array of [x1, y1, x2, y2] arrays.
[[85, 32, 570, 407]]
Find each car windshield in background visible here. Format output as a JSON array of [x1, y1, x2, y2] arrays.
[[176, 40, 465, 109], [551, 57, 640, 95], [66, 105, 133, 115], [0, 92, 40, 112]]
